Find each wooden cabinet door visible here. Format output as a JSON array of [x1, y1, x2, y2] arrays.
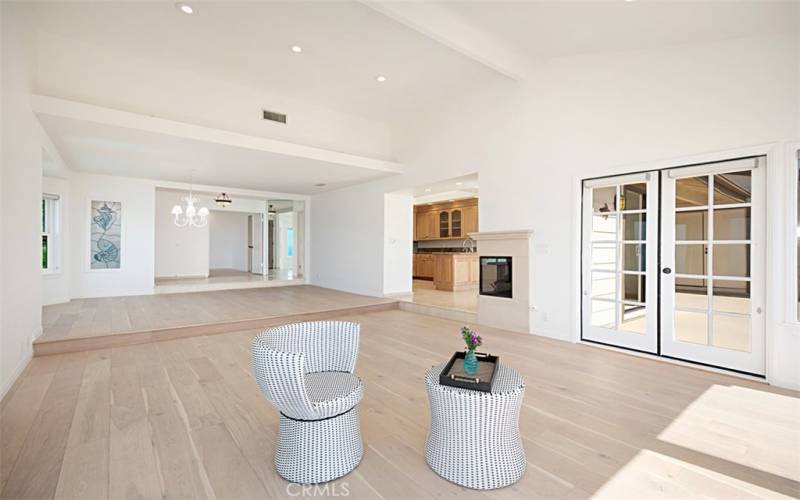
[[450, 209, 462, 238], [462, 206, 478, 235], [438, 211, 450, 238], [424, 212, 437, 239], [421, 256, 434, 277]]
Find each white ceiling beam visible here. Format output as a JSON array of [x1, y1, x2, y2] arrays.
[[361, 1, 530, 81], [31, 95, 404, 174]]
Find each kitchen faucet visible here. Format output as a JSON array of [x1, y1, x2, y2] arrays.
[[462, 238, 476, 253]]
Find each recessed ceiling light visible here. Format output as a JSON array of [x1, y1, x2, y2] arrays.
[[455, 182, 462, 186], [176, 3, 195, 14], [424, 188, 431, 192], [376, 75, 387, 83], [291, 45, 303, 53]]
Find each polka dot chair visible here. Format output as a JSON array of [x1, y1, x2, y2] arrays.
[[251, 321, 364, 484]]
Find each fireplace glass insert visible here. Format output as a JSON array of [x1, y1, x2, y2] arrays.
[[480, 256, 512, 298]]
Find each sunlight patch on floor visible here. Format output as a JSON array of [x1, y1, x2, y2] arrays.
[[592, 448, 796, 499], [657, 384, 800, 482]]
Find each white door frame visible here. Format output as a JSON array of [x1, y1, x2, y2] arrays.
[[572, 143, 778, 378]]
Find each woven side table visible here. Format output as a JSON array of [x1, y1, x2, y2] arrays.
[[424, 363, 526, 490]]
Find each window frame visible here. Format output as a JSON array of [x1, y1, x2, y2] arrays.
[[41, 193, 61, 274]]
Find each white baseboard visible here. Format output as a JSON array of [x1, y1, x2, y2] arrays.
[[1, 350, 32, 402]]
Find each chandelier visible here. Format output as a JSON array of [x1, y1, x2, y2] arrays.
[[215, 192, 232, 207], [171, 186, 209, 227]]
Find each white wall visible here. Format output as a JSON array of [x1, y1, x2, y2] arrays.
[[311, 33, 800, 388], [1, 2, 69, 397], [42, 176, 70, 305], [155, 190, 209, 278], [69, 173, 156, 298], [383, 193, 413, 295], [209, 211, 250, 271]]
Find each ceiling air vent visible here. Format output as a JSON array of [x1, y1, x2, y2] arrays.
[[262, 109, 287, 124]]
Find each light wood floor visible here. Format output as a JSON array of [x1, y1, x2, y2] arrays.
[[40, 286, 394, 342], [3, 309, 798, 499]]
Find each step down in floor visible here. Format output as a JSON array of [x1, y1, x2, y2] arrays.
[[34, 301, 398, 356]]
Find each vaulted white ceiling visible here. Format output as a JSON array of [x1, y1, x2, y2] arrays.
[[442, 1, 799, 62], [28, 1, 799, 194], [30, 1, 504, 124]]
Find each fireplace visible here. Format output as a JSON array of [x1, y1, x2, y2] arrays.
[[479, 256, 512, 298]]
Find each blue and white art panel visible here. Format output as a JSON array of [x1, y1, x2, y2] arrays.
[[90, 200, 122, 269]]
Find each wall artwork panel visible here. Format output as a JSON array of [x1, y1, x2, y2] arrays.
[[90, 200, 122, 269]]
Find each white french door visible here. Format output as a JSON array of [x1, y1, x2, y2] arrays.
[[660, 157, 765, 375], [581, 156, 766, 375], [581, 172, 659, 353]]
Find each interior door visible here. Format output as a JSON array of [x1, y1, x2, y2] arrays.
[[660, 157, 765, 375], [582, 172, 659, 352]]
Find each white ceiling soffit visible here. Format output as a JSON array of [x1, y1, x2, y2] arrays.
[[32, 95, 403, 175], [361, 1, 530, 80], [413, 173, 478, 198], [34, 97, 402, 194]]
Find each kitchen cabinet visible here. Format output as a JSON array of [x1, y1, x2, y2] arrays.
[[432, 253, 479, 291], [415, 211, 438, 240], [414, 199, 478, 241], [414, 253, 435, 279]]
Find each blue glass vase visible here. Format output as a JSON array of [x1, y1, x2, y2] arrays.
[[463, 348, 478, 375]]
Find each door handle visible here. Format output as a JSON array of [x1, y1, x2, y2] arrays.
[[662, 267, 672, 275]]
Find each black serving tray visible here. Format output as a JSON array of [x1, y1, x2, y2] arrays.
[[439, 351, 499, 393]]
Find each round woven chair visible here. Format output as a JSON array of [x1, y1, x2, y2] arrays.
[[251, 321, 364, 484]]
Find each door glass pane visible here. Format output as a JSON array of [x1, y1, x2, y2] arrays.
[[622, 244, 645, 272], [675, 210, 707, 241], [621, 304, 647, 334], [623, 213, 646, 240], [591, 272, 616, 300], [713, 170, 751, 205], [712, 279, 750, 314], [713, 244, 750, 277], [675, 244, 706, 275], [712, 315, 751, 352], [591, 243, 616, 271], [676, 277, 707, 309], [676, 176, 709, 208], [592, 214, 616, 241], [621, 183, 647, 210], [591, 300, 616, 328], [675, 311, 708, 345], [713, 207, 750, 240], [593, 186, 617, 213], [622, 274, 645, 303]]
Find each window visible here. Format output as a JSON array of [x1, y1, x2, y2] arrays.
[[41, 194, 60, 272], [287, 227, 294, 257]]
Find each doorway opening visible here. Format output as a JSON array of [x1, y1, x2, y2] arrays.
[[395, 173, 480, 315], [267, 200, 305, 281]]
